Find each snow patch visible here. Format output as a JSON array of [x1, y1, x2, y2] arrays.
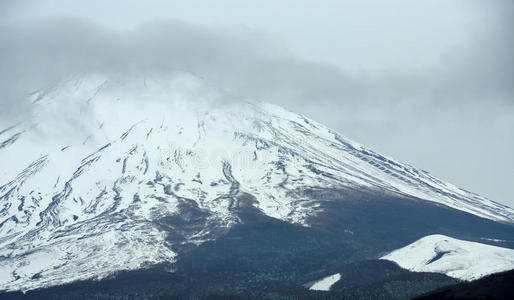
[[309, 273, 341, 291]]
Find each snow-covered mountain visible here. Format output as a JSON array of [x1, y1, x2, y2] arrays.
[[1, 74, 513, 292], [381, 234, 514, 281]]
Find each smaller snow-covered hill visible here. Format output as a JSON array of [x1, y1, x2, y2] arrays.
[[381, 234, 514, 281]]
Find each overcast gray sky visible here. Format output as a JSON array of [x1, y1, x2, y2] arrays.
[[1, 0, 513, 207]]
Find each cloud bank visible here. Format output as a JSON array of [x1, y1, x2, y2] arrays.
[[1, 15, 512, 120]]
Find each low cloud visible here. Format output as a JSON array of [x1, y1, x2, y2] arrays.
[[1, 16, 512, 123]]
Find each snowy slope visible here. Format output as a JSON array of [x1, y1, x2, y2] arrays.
[[381, 234, 514, 281], [1, 74, 513, 291]]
